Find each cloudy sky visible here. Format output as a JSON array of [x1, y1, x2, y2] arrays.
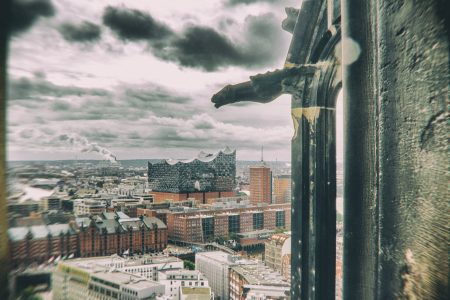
[[7, 0, 310, 162]]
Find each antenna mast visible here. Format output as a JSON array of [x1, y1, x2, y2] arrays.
[[261, 145, 264, 162]]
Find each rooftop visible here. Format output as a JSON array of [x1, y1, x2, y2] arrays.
[[231, 263, 289, 287], [180, 287, 212, 300], [60, 254, 182, 269], [196, 251, 255, 266], [58, 260, 163, 291], [93, 271, 162, 291], [267, 233, 292, 245], [8, 223, 74, 242], [163, 147, 235, 165]]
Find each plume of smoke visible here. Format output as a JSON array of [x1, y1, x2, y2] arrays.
[[59, 134, 117, 163]]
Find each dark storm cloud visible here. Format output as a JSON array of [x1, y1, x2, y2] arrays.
[[8, 77, 110, 100], [165, 26, 242, 71], [153, 17, 286, 71], [102, 6, 287, 71], [11, 0, 55, 34], [58, 21, 101, 42], [102, 6, 174, 41], [241, 13, 285, 65]]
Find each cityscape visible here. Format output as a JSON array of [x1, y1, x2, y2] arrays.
[[2, 0, 447, 299], [6, 148, 345, 299]]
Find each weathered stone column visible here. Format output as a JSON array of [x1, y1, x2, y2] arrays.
[[288, 66, 336, 299], [377, 0, 449, 298], [341, 0, 380, 299]]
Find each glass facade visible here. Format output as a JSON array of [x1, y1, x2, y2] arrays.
[[148, 149, 236, 193]]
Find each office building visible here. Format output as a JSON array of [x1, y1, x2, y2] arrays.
[[229, 263, 289, 300], [159, 269, 210, 299], [166, 204, 290, 243], [73, 199, 106, 216], [42, 196, 61, 211], [7, 200, 40, 217], [196, 251, 255, 300], [273, 175, 291, 204], [53, 259, 165, 300], [249, 165, 272, 205]]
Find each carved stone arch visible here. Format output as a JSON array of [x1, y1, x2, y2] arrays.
[[212, 1, 345, 298], [212, 0, 449, 299], [282, 4, 344, 300]]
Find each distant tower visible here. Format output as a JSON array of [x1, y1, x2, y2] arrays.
[[250, 151, 272, 205]]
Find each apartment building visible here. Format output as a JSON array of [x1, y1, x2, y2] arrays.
[[264, 233, 291, 281], [196, 251, 255, 300], [53, 259, 165, 300], [159, 269, 210, 299], [73, 199, 106, 216], [229, 263, 289, 300]]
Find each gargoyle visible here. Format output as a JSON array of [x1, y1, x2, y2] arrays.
[[211, 65, 318, 108]]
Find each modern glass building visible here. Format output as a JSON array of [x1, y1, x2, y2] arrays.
[[148, 147, 236, 193]]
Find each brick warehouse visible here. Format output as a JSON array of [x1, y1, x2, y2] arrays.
[[8, 212, 167, 267], [148, 148, 236, 203], [166, 203, 291, 243]]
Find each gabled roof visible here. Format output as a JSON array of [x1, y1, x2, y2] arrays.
[[8, 223, 75, 242], [142, 216, 167, 230], [8, 227, 28, 242], [95, 219, 121, 234], [101, 211, 116, 220]]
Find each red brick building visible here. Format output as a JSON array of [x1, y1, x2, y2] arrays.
[[8, 212, 168, 267], [78, 214, 167, 257], [249, 165, 272, 205], [166, 203, 290, 243]]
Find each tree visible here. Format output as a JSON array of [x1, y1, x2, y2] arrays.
[[184, 260, 195, 270], [20, 287, 43, 300], [274, 227, 285, 234]]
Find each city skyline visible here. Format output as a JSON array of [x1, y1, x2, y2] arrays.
[[7, 0, 301, 162]]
